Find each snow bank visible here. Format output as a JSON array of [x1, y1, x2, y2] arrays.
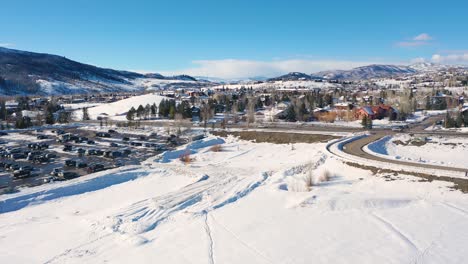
[[158, 137, 225, 163]]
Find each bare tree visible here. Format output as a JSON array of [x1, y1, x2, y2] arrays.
[[246, 97, 256, 126], [201, 103, 213, 130]]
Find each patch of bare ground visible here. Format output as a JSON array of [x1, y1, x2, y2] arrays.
[[344, 161, 468, 193], [212, 131, 338, 144]]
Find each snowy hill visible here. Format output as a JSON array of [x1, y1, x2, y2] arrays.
[[267, 72, 323, 82], [408, 62, 467, 72], [0, 47, 209, 95], [75, 93, 169, 120], [314, 64, 418, 80]]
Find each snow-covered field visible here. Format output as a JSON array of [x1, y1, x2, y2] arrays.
[[367, 134, 468, 169], [74, 93, 168, 120], [1, 135, 467, 263]]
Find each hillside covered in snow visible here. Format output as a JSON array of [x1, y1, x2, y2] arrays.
[[0, 47, 210, 95]]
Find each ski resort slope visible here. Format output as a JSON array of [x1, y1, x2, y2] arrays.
[[77, 93, 168, 120], [1, 136, 468, 263]]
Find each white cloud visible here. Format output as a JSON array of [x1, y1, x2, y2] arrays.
[[157, 58, 385, 79], [413, 33, 432, 41], [396, 33, 433, 47], [431, 53, 468, 64], [0, 43, 14, 47]]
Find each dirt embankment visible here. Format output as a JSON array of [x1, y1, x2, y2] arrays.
[[212, 131, 338, 144]]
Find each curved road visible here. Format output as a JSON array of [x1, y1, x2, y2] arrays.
[[341, 133, 468, 174]]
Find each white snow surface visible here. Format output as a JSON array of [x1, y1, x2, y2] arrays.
[[1, 135, 468, 263], [76, 93, 168, 120]]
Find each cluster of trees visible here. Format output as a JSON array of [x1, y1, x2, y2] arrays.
[[158, 99, 192, 119], [126, 99, 194, 121], [15, 115, 32, 129], [126, 103, 157, 121], [444, 111, 467, 128]]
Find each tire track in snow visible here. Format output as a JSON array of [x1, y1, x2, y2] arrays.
[[210, 214, 275, 264], [204, 213, 215, 264], [370, 213, 420, 254], [43, 233, 113, 264], [110, 170, 270, 236], [439, 202, 468, 217]]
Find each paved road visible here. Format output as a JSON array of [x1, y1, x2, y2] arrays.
[[340, 133, 468, 174]]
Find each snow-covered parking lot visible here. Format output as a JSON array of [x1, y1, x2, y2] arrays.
[[1, 135, 467, 263]]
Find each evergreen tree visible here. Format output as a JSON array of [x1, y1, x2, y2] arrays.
[[444, 111, 454, 128], [151, 103, 157, 117], [284, 105, 296, 122], [367, 117, 373, 129], [82, 107, 90, 121], [362, 115, 368, 129], [455, 111, 463, 128], [44, 102, 57, 125], [126, 107, 136, 121], [136, 105, 145, 119], [145, 104, 151, 119], [169, 105, 176, 119], [0, 100, 7, 121], [57, 111, 71, 123], [15, 116, 32, 129]]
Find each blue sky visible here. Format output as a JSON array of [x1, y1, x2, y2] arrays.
[[1, 0, 467, 78]]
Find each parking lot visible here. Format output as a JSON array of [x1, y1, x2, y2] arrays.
[[0, 126, 185, 193]]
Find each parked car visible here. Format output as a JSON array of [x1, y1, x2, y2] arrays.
[[122, 149, 132, 155], [9, 164, 20, 171], [63, 145, 73, 152], [10, 153, 27, 160], [122, 137, 130, 141], [0, 131, 8, 136], [65, 159, 77, 167], [87, 140, 95, 145], [76, 162, 88, 168], [19, 165, 33, 172], [87, 164, 105, 173], [50, 168, 63, 176], [43, 176, 65, 183], [45, 153, 57, 159], [110, 142, 119, 147], [96, 132, 111, 138], [13, 170, 31, 178], [37, 135, 49, 139], [59, 171, 79, 179], [76, 148, 86, 155], [108, 129, 117, 133], [33, 156, 50, 164]]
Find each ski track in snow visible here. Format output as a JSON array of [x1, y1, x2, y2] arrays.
[[111, 169, 270, 236], [210, 214, 276, 264], [439, 202, 468, 217], [370, 212, 420, 256], [204, 213, 215, 264]]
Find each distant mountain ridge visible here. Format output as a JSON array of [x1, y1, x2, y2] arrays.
[[0, 47, 201, 95], [313, 64, 418, 80], [267, 72, 323, 82]]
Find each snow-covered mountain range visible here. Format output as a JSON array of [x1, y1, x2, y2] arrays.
[[0, 47, 207, 95], [1, 47, 466, 95]]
